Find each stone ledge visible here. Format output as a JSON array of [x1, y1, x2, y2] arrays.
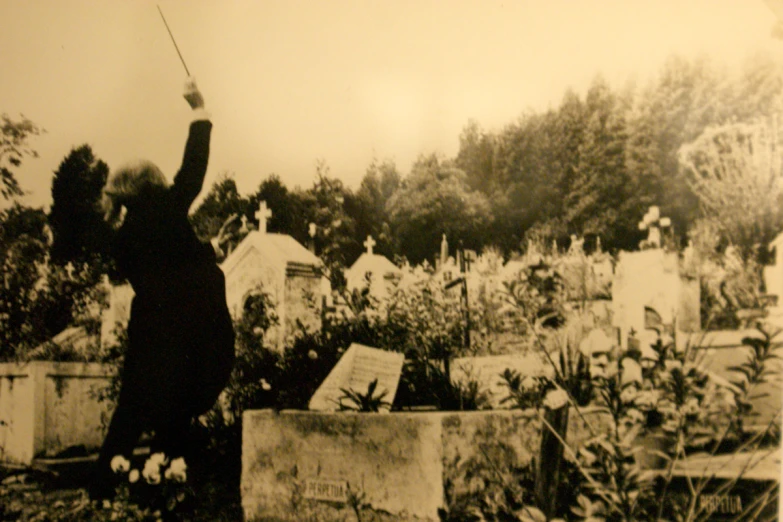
[[241, 408, 611, 522]]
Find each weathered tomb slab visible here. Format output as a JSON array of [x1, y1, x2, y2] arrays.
[[241, 407, 613, 521], [668, 449, 780, 520], [309, 343, 405, 412], [0, 362, 115, 464]]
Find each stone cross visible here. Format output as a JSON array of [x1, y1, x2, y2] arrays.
[[568, 235, 584, 256], [255, 201, 272, 234], [638, 206, 671, 249], [364, 235, 376, 255], [240, 215, 249, 233]]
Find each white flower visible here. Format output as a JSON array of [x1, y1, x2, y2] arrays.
[[143, 464, 161, 485], [110, 455, 131, 474], [142, 453, 167, 485], [128, 469, 140, 484], [164, 457, 188, 483], [148, 452, 169, 467], [308, 350, 318, 360], [543, 388, 569, 410]]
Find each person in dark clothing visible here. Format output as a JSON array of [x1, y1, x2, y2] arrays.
[[89, 78, 235, 500]]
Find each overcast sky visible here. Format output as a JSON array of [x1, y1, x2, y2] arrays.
[[2, 0, 781, 210]]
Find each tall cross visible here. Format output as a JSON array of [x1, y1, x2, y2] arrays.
[[364, 235, 376, 255], [255, 201, 272, 234]]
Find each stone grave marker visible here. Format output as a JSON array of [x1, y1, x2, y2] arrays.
[[309, 343, 405, 412], [450, 353, 554, 408], [612, 248, 700, 348]]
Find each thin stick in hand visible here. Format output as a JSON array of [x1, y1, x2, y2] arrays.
[[157, 5, 191, 77]]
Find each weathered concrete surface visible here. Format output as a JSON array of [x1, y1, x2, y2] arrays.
[[0, 362, 114, 464], [242, 408, 612, 522]]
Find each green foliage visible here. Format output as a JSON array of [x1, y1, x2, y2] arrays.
[[350, 158, 401, 259], [190, 172, 250, 245], [0, 204, 49, 355], [338, 378, 391, 412], [499, 369, 550, 410], [48, 144, 111, 268], [219, 290, 281, 421], [728, 324, 782, 435], [680, 119, 782, 264], [1, 113, 43, 199], [387, 154, 492, 264]]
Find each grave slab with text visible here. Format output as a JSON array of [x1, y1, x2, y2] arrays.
[[309, 343, 404, 412]]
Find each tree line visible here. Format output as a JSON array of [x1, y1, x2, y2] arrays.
[[1, 51, 781, 355]]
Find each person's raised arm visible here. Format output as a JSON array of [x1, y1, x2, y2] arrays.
[[171, 77, 212, 211]]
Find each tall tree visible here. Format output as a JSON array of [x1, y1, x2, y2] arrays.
[[387, 154, 491, 264], [565, 77, 637, 249], [249, 174, 310, 240], [455, 120, 498, 194], [48, 145, 110, 268], [1, 114, 43, 199], [348, 158, 401, 260], [624, 56, 725, 242], [306, 160, 358, 270]]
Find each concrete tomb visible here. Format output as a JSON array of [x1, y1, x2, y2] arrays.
[[221, 203, 330, 350]]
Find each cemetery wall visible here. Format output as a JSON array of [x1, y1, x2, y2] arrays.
[[241, 408, 612, 521], [0, 362, 114, 464]]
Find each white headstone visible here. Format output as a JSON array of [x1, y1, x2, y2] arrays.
[[309, 344, 405, 412]]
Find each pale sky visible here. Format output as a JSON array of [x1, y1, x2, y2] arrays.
[[1, 0, 781, 210]]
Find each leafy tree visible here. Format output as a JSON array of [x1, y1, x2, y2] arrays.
[[249, 174, 310, 241], [305, 160, 358, 274], [679, 119, 783, 263], [455, 120, 498, 194], [565, 77, 638, 249], [190, 172, 249, 243], [348, 158, 401, 260], [624, 56, 726, 243], [0, 204, 49, 355], [387, 154, 492, 264], [1, 114, 43, 199], [48, 145, 110, 268]]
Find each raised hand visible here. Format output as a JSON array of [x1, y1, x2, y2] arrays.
[[183, 77, 205, 110]]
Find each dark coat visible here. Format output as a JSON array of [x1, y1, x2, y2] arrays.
[[112, 120, 235, 423]]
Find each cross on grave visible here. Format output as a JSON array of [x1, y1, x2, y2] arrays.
[[240, 215, 249, 233], [638, 206, 671, 249], [364, 235, 376, 255], [255, 201, 273, 234]]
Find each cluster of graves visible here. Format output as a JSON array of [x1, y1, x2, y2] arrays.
[[0, 204, 780, 520]]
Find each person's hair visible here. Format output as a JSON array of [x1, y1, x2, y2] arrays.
[[102, 160, 168, 227]]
